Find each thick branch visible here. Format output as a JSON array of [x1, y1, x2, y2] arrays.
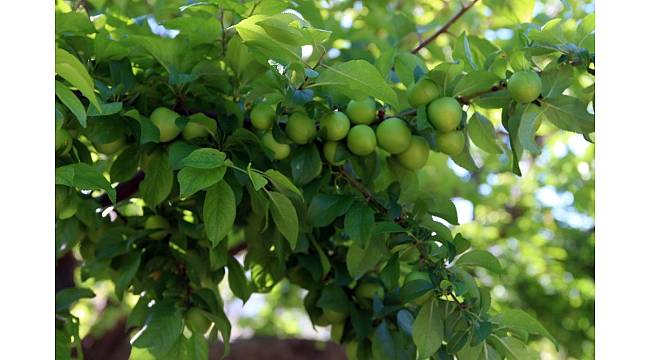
[[411, 0, 481, 54]]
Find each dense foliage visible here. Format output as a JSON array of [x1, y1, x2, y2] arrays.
[[55, 0, 595, 359]]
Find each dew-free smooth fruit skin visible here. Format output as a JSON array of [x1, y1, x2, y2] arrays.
[[376, 118, 412, 154], [508, 70, 542, 103], [321, 111, 351, 141], [261, 132, 291, 160], [250, 104, 276, 130], [436, 130, 466, 156], [354, 281, 384, 303], [55, 128, 73, 155], [144, 215, 170, 240], [150, 107, 182, 142], [346, 98, 377, 125], [407, 78, 440, 108], [427, 97, 463, 133], [346, 125, 377, 156], [323, 308, 347, 324], [94, 136, 126, 155], [395, 136, 430, 170], [186, 307, 212, 335], [323, 141, 345, 165], [286, 112, 317, 144], [182, 114, 217, 141]]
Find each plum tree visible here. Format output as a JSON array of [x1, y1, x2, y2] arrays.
[[346, 125, 376, 156], [508, 70, 543, 103], [427, 97, 463, 133], [94, 136, 126, 155], [250, 103, 276, 130], [144, 215, 170, 240], [186, 307, 212, 335], [395, 136, 430, 170], [182, 113, 217, 141], [346, 98, 376, 124], [376, 118, 412, 154], [261, 132, 291, 160], [320, 111, 350, 141], [436, 131, 466, 156], [407, 78, 440, 107], [285, 112, 317, 144], [323, 141, 345, 165], [150, 107, 182, 142]]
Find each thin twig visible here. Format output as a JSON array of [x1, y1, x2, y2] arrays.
[[219, 8, 227, 56], [411, 0, 481, 54], [457, 81, 507, 105]]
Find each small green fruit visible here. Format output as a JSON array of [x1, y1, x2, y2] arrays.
[[331, 322, 345, 343], [436, 131, 466, 156], [407, 78, 440, 107], [427, 97, 462, 133], [182, 113, 217, 141], [251, 104, 276, 130], [150, 107, 182, 142], [323, 141, 345, 165], [354, 281, 384, 304], [346, 98, 376, 124], [376, 118, 412, 154], [508, 70, 542, 103], [186, 307, 212, 335], [144, 215, 170, 240], [261, 132, 291, 160], [286, 112, 317, 144], [55, 128, 73, 156], [94, 136, 126, 155], [321, 111, 350, 141], [313, 312, 330, 327], [395, 136, 430, 170], [346, 125, 376, 156], [323, 308, 347, 324]]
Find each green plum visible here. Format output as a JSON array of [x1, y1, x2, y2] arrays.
[[186, 307, 212, 335], [321, 111, 350, 141], [150, 107, 182, 142], [346, 125, 376, 156], [407, 78, 440, 107], [251, 103, 276, 130], [376, 118, 412, 154], [436, 130, 465, 156], [508, 70, 542, 103], [354, 280, 384, 308], [395, 136, 430, 170], [55, 128, 73, 156], [182, 113, 217, 141], [323, 141, 346, 165], [144, 215, 170, 240], [323, 308, 347, 324], [94, 136, 126, 155], [286, 112, 317, 144], [427, 97, 462, 133], [346, 98, 376, 124], [261, 132, 291, 160]]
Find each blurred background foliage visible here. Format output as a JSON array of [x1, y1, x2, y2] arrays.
[[62, 0, 594, 358]]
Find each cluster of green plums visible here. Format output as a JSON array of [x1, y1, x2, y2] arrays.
[[252, 98, 432, 171]]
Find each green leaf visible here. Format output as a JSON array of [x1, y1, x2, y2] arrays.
[[412, 299, 444, 359], [541, 64, 573, 98], [124, 110, 160, 144], [453, 71, 500, 97], [264, 169, 303, 199], [468, 113, 502, 154], [346, 238, 384, 280], [55, 288, 95, 312], [291, 144, 323, 185], [518, 106, 545, 155], [371, 321, 401, 360], [115, 252, 141, 300], [55, 328, 71, 360], [131, 301, 184, 356], [55, 48, 100, 110], [167, 141, 200, 170], [380, 254, 400, 290], [494, 309, 558, 348], [484, 0, 535, 27], [178, 166, 227, 198], [344, 202, 375, 247], [204, 181, 236, 247], [307, 194, 354, 227], [268, 191, 299, 249], [316, 284, 350, 312], [110, 145, 140, 182], [55, 81, 86, 127], [316, 60, 399, 108], [88, 102, 123, 117], [227, 256, 252, 302], [139, 151, 174, 207], [542, 95, 595, 134], [488, 335, 536, 360], [181, 148, 227, 169], [234, 15, 302, 63], [55, 163, 116, 203], [455, 250, 502, 274], [426, 196, 459, 225], [394, 52, 426, 86], [247, 166, 268, 191]]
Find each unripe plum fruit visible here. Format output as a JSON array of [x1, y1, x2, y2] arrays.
[[376, 118, 412, 154], [182, 114, 217, 141], [407, 78, 440, 107], [250, 103, 276, 130], [186, 307, 212, 335], [286, 112, 317, 144], [55, 128, 73, 156], [321, 111, 350, 141], [323, 141, 345, 165], [346, 98, 376, 124], [261, 132, 291, 160], [323, 308, 347, 324], [508, 70, 542, 103], [395, 136, 430, 170], [94, 135, 126, 155], [354, 281, 384, 301], [427, 97, 462, 133], [436, 130, 466, 156], [150, 107, 182, 142], [346, 125, 376, 156], [144, 215, 170, 240]]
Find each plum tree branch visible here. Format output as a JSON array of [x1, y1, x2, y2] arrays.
[[411, 0, 481, 54], [457, 81, 507, 105]]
